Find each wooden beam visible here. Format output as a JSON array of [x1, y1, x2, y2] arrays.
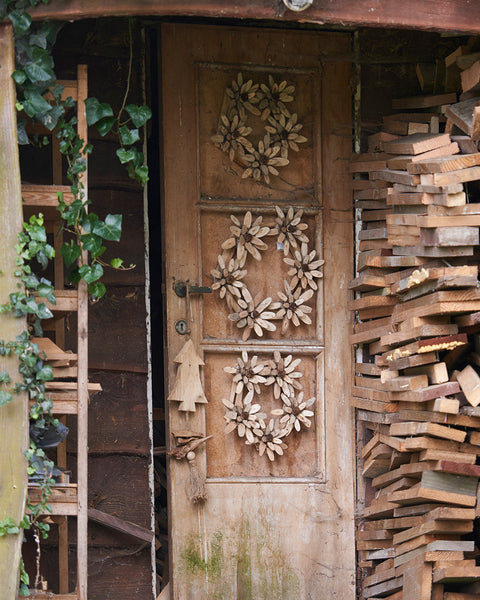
[[27, 0, 480, 35], [0, 23, 29, 599], [88, 507, 154, 543]]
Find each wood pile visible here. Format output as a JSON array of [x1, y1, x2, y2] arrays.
[[353, 46, 480, 600]]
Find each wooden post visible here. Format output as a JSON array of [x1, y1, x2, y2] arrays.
[[76, 64, 89, 600], [0, 23, 29, 599]]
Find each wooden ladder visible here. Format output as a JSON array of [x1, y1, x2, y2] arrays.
[[21, 64, 93, 600]]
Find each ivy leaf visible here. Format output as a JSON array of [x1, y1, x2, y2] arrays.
[[8, 10, 32, 35], [35, 302, 53, 320], [93, 214, 122, 242], [78, 263, 103, 284], [38, 105, 64, 131], [119, 125, 140, 146], [88, 281, 106, 302], [126, 104, 152, 128], [135, 164, 149, 186], [17, 118, 29, 145], [116, 148, 136, 164], [12, 70, 27, 85], [24, 47, 55, 83], [110, 258, 123, 269], [36, 365, 53, 382], [0, 390, 13, 407], [23, 88, 51, 116], [81, 233, 105, 258], [96, 116, 116, 137], [60, 241, 81, 267], [85, 97, 114, 126]]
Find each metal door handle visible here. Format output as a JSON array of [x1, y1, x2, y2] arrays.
[[174, 281, 212, 298]]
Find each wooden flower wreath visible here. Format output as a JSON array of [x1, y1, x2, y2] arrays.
[[222, 351, 315, 461], [211, 73, 307, 184], [210, 206, 324, 341], [210, 208, 323, 460]]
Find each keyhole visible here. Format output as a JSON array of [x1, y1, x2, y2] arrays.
[[175, 319, 188, 335]]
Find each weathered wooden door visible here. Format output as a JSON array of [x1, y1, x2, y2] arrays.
[[162, 23, 354, 599]]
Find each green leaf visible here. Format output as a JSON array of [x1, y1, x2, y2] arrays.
[[8, 10, 32, 35], [36, 365, 53, 382], [119, 125, 140, 146], [116, 148, 136, 164], [93, 214, 122, 242], [23, 88, 51, 115], [81, 233, 104, 257], [85, 97, 114, 126], [126, 104, 152, 128], [110, 258, 124, 269], [88, 281, 106, 302], [135, 164, 149, 185], [24, 47, 55, 83], [60, 241, 81, 267], [12, 70, 27, 85], [0, 390, 13, 407], [96, 116, 116, 136], [78, 263, 103, 284]]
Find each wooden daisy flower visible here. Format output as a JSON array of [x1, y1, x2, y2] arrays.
[[241, 134, 289, 184], [265, 112, 307, 159], [259, 75, 295, 120], [228, 290, 279, 341], [210, 254, 247, 311], [248, 418, 288, 461], [279, 391, 315, 433], [226, 73, 261, 117], [223, 351, 267, 397], [223, 389, 265, 444], [211, 113, 253, 161], [276, 280, 314, 334], [272, 206, 309, 256], [263, 351, 303, 399], [284, 242, 324, 291], [221, 211, 271, 262]]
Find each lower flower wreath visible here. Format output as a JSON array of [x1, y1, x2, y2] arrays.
[[222, 351, 315, 461]]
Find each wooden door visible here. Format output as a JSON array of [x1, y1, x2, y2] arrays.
[[162, 24, 354, 599]]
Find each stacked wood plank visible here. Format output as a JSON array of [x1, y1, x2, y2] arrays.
[[353, 59, 480, 599]]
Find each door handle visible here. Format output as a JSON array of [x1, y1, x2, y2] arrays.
[[174, 281, 212, 298]]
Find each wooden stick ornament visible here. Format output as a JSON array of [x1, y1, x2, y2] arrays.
[[167, 339, 208, 412]]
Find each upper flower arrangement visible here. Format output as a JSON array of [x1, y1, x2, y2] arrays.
[[211, 73, 307, 185]]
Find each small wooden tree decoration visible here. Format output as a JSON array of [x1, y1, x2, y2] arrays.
[[168, 339, 208, 412]]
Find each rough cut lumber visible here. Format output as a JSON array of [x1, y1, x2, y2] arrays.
[[88, 507, 154, 543], [433, 565, 480, 583], [408, 153, 480, 174], [382, 132, 451, 155], [445, 97, 480, 139], [373, 169, 421, 186], [456, 365, 480, 406], [387, 143, 460, 171], [392, 94, 457, 110], [386, 352, 438, 371], [420, 164, 480, 186], [0, 24, 29, 599], [420, 226, 479, 247], [461, 60, 480, 93], [389, 422, 466, 443], [385, 336, 467, 362], [380, 325, 458, 348]]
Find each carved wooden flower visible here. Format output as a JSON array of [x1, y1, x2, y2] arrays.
[[276, 280, 314, 334], [223, 351, 267, 397], [279, 391, 315, 433], [211, 113, 253, 161], [226, 73, 261, 116], [259, 75, 295, 120], [263, 351, 303, 399], [223, 388, 265, 443], [265, 111, 307, 159], [241, 134, 289, 185], [228, 290, 279, 341], [249, 418, 288, 461], [284, 242, 324, 291], [221, 211, 271, 263], [210, 254, 247, 312], [273, 206, 309, 256]]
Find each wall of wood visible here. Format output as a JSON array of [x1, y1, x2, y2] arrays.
[[52, 19, 152, 598]]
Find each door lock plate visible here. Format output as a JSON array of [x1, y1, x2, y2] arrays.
[[175, 319, 189, 335]]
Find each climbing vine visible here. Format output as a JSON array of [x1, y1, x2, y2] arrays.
[[0, 0, 152, 595]]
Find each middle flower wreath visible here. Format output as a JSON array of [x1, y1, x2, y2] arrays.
[[210, 206, 324, 341]]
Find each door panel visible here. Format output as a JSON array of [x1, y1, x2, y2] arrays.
[[162, 24, 354, 599]]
